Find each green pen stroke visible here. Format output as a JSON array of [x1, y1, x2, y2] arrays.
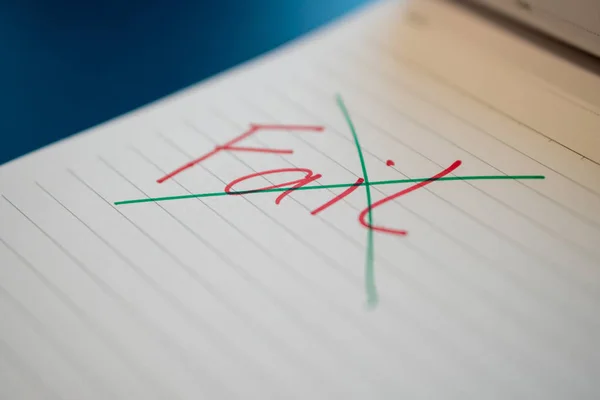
[[335, 94, 378, 308], [113, 95, 546, 308], [114, 175, 545, 206]]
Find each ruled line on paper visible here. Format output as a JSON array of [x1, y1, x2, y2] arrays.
[[0, 243, 156, 400], [0, 282, 112, 399], [336, 33, 600, 189], [62, 170, 287, 397], [65, 168, 233, 294], [0, 290, 88, 399], [0, 334, 62, 400], [0, 195, 178, 399], [33, 181, 254, 398], [0, 236, 146, 394]]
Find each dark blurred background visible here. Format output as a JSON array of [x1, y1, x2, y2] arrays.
[[0, 0, 369, 165]]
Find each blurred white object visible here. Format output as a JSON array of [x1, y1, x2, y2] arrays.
[[467, 0, 600, 57]]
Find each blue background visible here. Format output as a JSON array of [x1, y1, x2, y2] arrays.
[[0, 0, 368, 165]]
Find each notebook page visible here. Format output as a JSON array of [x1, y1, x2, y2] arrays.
[[1, 0, 599, 399]]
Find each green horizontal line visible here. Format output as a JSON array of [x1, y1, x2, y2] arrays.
[[114, 175, 545, 205]]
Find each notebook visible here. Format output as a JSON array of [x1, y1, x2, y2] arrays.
[[1, 0, 599, 398]]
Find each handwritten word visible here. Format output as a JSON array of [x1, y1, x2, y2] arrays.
[[115, 94, 545, 308]]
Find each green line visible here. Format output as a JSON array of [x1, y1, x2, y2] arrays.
[[113, 175, 545, 205], [335, 94, 378, 308]]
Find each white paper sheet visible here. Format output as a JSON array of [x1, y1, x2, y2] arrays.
[[1, 0, 599, 398]]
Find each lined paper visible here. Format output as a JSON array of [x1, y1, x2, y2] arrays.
[[1, 0, 599, 398]]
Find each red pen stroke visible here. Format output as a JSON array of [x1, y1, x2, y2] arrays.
[[225, 169, 368, 215], [157, 123, 324, 183], [311, 178, 364, 215], [358, 160, 462, 236], [224, 168, 322, 205]]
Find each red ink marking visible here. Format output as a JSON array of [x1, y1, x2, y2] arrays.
[[358, 160, 461, 236], [311, 178, 364, 215], [276, 173, 322, 204], [157, 148, 221, 183], [157, 124, 323, 183], [225, 168, 320, 206], [386, 160, 395, 167]]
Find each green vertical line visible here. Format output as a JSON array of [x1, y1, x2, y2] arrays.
[[336, 94, 378, 308]]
